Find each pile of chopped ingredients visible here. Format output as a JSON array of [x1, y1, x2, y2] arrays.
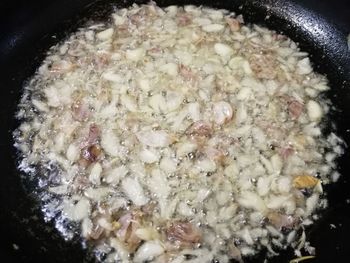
[[14, 3, 344, 263]]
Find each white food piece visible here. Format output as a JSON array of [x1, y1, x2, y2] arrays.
[[110, 238, 130, 262], [136, 130, 174, 148], [63, 198, 91, 221], [193, 17, 212, 26], [101, 129, 120, 157], [188, 102, 201, 121], [121, 177, 148, 206], [159, 63, 178, 76], [178, 201, 194, 216], [219, 204, 237, 220], [277, 177, 292, 193], [266, 195, 290, 210], [214, 43, 233, 57], [239, 228, 254, 245], [296, 57, 313, 75], [84, 187, 110, 201], [237, 87, 251, 101], [49, 185, 68, 195], [96, 28, 114, 40], [148, 169, 170, 199], [257, 177, 270, 197], [307, 100, 323, 121], [174, 50, 193, 65], [224, 162, 239, 177], [176, 142, 197, 157], [81, 218, 93, 237], [235, 105, 248, 124], [149, 93, 167, 113], [139, 148, 160, 163], [102, 72, 123, 82], [134, 241, 164, 263], [306, 194, 319, 216], [32, 99, 49, 112], [113, 14, 126, 26], [166, 91, 183, 112], [66, 143, 80, 162], [105, 165, 128, 184], [126, 48, 145, 62], [196, 158, 217, 173], [160, 157, 177, 173], [89, 163, 103, 185], [44, 86, 60, 107], [137, 78, 151, 91], [97, 217, 112, 230], [270, 154, 283, 173], [202, 24, 225, 32], [213, 101, 233, 125], [135, 227, 159, 241], [237, 191, 267, 213]]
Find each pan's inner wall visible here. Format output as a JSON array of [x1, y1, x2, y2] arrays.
[[0, 0, 349, 262]]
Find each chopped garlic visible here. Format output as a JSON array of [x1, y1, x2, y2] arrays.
[[307, 100, 323, 121], [96, 28, 114, 40], [202, 24, 225, 32], [121, 177, 148, 206], [126, 48, 145, 62], [14, 3, 343, 263], [140, 148, 160, 163], [134, 241, 164, 263], [66, 144, 79, 162], [136, 130, 175, 148], [89, 163, 103, 185], [296, 57, 312, 75], [159, 63, 178, 76], [214, 43, 233, 57]]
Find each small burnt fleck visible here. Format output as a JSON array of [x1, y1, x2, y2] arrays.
[[184, 254, 197, 260]]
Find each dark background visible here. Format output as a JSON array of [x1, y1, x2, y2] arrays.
[[0, 0, 349, 262]]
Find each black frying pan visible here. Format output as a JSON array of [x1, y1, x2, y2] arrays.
[[1, 0, 350, 262]]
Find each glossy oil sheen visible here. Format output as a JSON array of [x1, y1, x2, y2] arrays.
[[0, 0, 349, 262]]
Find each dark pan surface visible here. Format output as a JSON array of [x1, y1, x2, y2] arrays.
[[0, 0, 349, 262]]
